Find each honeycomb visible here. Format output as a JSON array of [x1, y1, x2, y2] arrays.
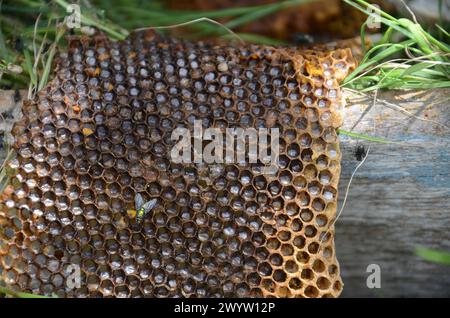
[[0, 31, 355, 298]]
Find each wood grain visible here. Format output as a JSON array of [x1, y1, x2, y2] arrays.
[[337, 89, 450, 297]]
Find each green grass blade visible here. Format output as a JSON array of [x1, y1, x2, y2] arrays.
[[0, 23, 11, 63], [360, 21, 368, 55], [380, 26, 394, 44], [351, 0, 398, 21], [54, 0, 128, 40], [227, 0, 316, 29], [0, 286, 53, 298], [416, 248, 450, 266], [23, 49, 37, 86], [118, 5, 257, 21], [224, 3, 284, 30], [401, 61, 444, 77], [343, 0, 413, 38], [200, 0, 315, 35], [338, 129, 396, 144], [37, 27, 64, 92], [343, 40, 415, 85], [435, 24, 450, 39], [344, 0, 450, 91]]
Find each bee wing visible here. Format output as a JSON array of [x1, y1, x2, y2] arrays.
[[135, 193, 144, 210], [141, 199, 158, 214]]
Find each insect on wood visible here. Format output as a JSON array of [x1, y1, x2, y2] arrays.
[[354, 144, 367, 161]]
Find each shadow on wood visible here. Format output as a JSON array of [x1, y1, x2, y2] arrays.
[[337, 89, 450, 297]]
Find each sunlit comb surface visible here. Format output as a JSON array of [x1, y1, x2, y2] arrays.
[[0, 31, 355, 298]]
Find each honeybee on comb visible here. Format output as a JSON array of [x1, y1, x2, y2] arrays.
[[127, 193, 158, 226]]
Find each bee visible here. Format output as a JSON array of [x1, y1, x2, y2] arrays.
[[127, 193, 158, 225], [354, 144, 367, 161], [14, 89, 21, 104], [292, 33, 315, 45], [14, 37, 24, 52]]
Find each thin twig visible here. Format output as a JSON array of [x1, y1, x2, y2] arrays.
[[318, 91, 378, 252], [134, 17, 245, 45], [344, 88, 450, 132], [400, 0, 419, 24], [318, 146, 370, 251]]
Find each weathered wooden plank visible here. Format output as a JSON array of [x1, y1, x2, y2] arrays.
[[337, 89, 450, 297]]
